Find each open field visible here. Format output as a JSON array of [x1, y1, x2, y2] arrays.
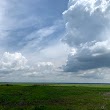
[[1, 83, 110, 110]]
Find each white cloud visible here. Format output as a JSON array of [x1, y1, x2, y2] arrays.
[[63, 0, 110, 46], [0, 52, 28, 71], [36, 26, 56, 38], [0, 52, 56, 79]]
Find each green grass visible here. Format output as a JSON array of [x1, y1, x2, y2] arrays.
[[0, 84, 110, 110]]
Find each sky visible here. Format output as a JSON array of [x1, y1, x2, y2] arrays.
[[0, 0, 110, 83]]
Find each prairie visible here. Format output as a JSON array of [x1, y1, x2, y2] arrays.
[[0, 83, 110, 110]]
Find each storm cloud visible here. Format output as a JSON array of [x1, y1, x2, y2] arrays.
[[63, 0, 110, 77]]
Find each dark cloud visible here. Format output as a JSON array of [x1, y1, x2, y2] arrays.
[[64, 41, 110, 72]]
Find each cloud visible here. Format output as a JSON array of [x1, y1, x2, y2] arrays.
[[0, 0, 65, 52], [0, 52, 28, 74], [39, 41, 69, 64], [64, 40, 110, 72], [26, 62, 55, 77], [36, 27, 56, 38], [79, 68, 105, 79], [21, 25, 59, 52], [63, 0, 110, 78], [34, 62, 54, 73], [0, 52, 76, 82], [0, 52, 55, 78], [63, 0, 110, 46], [0, 0, 43, 52]]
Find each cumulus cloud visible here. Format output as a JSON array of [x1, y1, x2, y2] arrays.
[[0, 52, 55, 78], [0, 52, 28, 74], [63, 0, 110, 78], [63, 0, 110, 46], [0, 52, 59, 82]]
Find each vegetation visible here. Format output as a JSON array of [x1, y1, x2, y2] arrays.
[[0, 83, 110, 110]]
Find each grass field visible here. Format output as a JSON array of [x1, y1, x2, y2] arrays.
[[1, 83, 110, 110]]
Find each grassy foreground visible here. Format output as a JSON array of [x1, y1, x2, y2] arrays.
[[0, 84, 110, 110]]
